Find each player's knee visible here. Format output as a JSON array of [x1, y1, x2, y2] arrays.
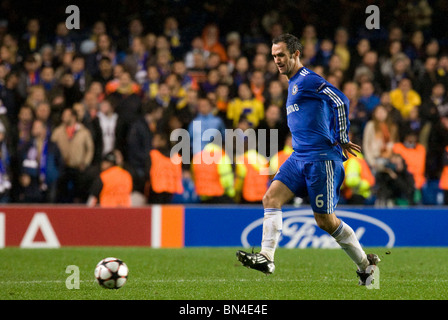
[[262, 192, 280, 208], [314, 216, 330, 232], [314, 213, 340, 234]]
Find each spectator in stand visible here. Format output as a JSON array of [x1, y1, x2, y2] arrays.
[[125, 104, 160, 195], [315, 38, 333, 68], [92, 57, 114, 88], [123, 36, 149, 84], [252, 53, 268, 74], [86, 33, 116, 76], [348, 38, 370, 79], [359, 80, 381, 115], [300, 24, 318, 49], [0, 44, 17, 71], [333, 27, 351, 73], [39, 65, 57, 96], [0, 121, 12, 203], [165, 73, 187, 106], [155, 49, 172, 80], [374, 152, 415, 207], [226, 42, 241, 73], [117, 17, 144, 54], [363, 104, 399, 172], [19, 18, 43, 56], [379, 40, 403, 82], [201, 24, 227, 63], [205, 52, 221, 70], [18, 119, 62, 203], [301, 40, 318, 68], [189, 97, 226, 154], [216, 62, 234, 89], [436, 54, 448, 90], [227, 82, 264, 128], [15, 105, 34, 151], [384, 53, 413, 91], [415, 56, 440, 101], [163, 16, 183, 58], [34, 101, 53, 133], [70, 54, 91, 94], [1, 71, 20, 126], [24, 84, 46, 110], [264, 79, 287, 120], [17, 54, 40, 100], [109, 71, 142, 143], [404, 30, 426, 64], [420, 82, 448, 125], [174, 87, 199, 129], [52, 22, 75, 55], [141, 65, 161, 100], [249, 70, 266, 103], [353, 50, 385, 92], [88, 97, 122, 167], [390, 77, 422, 120], [200, 68, 220, 96], [342, 81, 368, 137], [233, 56, 250, 87], [184, 36, 209, 70], [426, 113, 448, 180], [51, 107, 94, 203]]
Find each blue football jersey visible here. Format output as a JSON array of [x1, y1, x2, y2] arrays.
[[285, 67, 350, 161]]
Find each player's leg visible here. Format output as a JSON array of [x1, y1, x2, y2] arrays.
[[307, 160, 376, 278], [259, 180, 295, 261], [237, 158, 300, 274]]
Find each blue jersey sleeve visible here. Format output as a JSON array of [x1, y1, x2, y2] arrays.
[[317, 83, 350, 145]]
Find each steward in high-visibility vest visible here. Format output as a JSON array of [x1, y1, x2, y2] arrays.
[[392, 131, 426, 190], [191, 142, 235, 203], [439, 146, 448, 204], [342, 151, 375, 204], [146, 133, 184, 203], [87, 151, 133, 207], [235, 149, 269, 203], [269, 134, 293, 178]]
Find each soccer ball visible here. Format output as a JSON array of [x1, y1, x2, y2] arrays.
[[94, 257, 128, 289]]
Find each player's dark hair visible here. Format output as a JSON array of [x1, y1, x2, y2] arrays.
[[272, 33, 303, 58]]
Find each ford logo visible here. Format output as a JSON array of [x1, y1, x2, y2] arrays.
[[241, 209, 395, 248]]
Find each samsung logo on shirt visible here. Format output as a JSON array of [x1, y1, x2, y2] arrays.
[[286, 103, 300, 115]]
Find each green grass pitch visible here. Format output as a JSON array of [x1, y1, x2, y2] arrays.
[[0, 247, 447, 300]]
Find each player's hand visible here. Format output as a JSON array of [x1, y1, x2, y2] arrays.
[[340, 141, 362, 158]]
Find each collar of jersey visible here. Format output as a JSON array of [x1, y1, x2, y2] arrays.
[[288, 66, 306, 83]]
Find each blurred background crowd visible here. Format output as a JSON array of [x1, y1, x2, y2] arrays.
[[0, 0, 448, 207]]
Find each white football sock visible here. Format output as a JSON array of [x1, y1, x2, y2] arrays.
[[331, 220, 369, 271], [260, 208, 282, 261]]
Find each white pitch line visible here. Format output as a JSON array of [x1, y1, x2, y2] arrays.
[[1, 278, 447, 285]]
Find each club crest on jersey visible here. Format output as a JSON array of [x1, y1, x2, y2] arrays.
[[292, 84, 298, 95]]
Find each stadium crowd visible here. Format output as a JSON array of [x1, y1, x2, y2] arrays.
[[0, 0, 447, 207]]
